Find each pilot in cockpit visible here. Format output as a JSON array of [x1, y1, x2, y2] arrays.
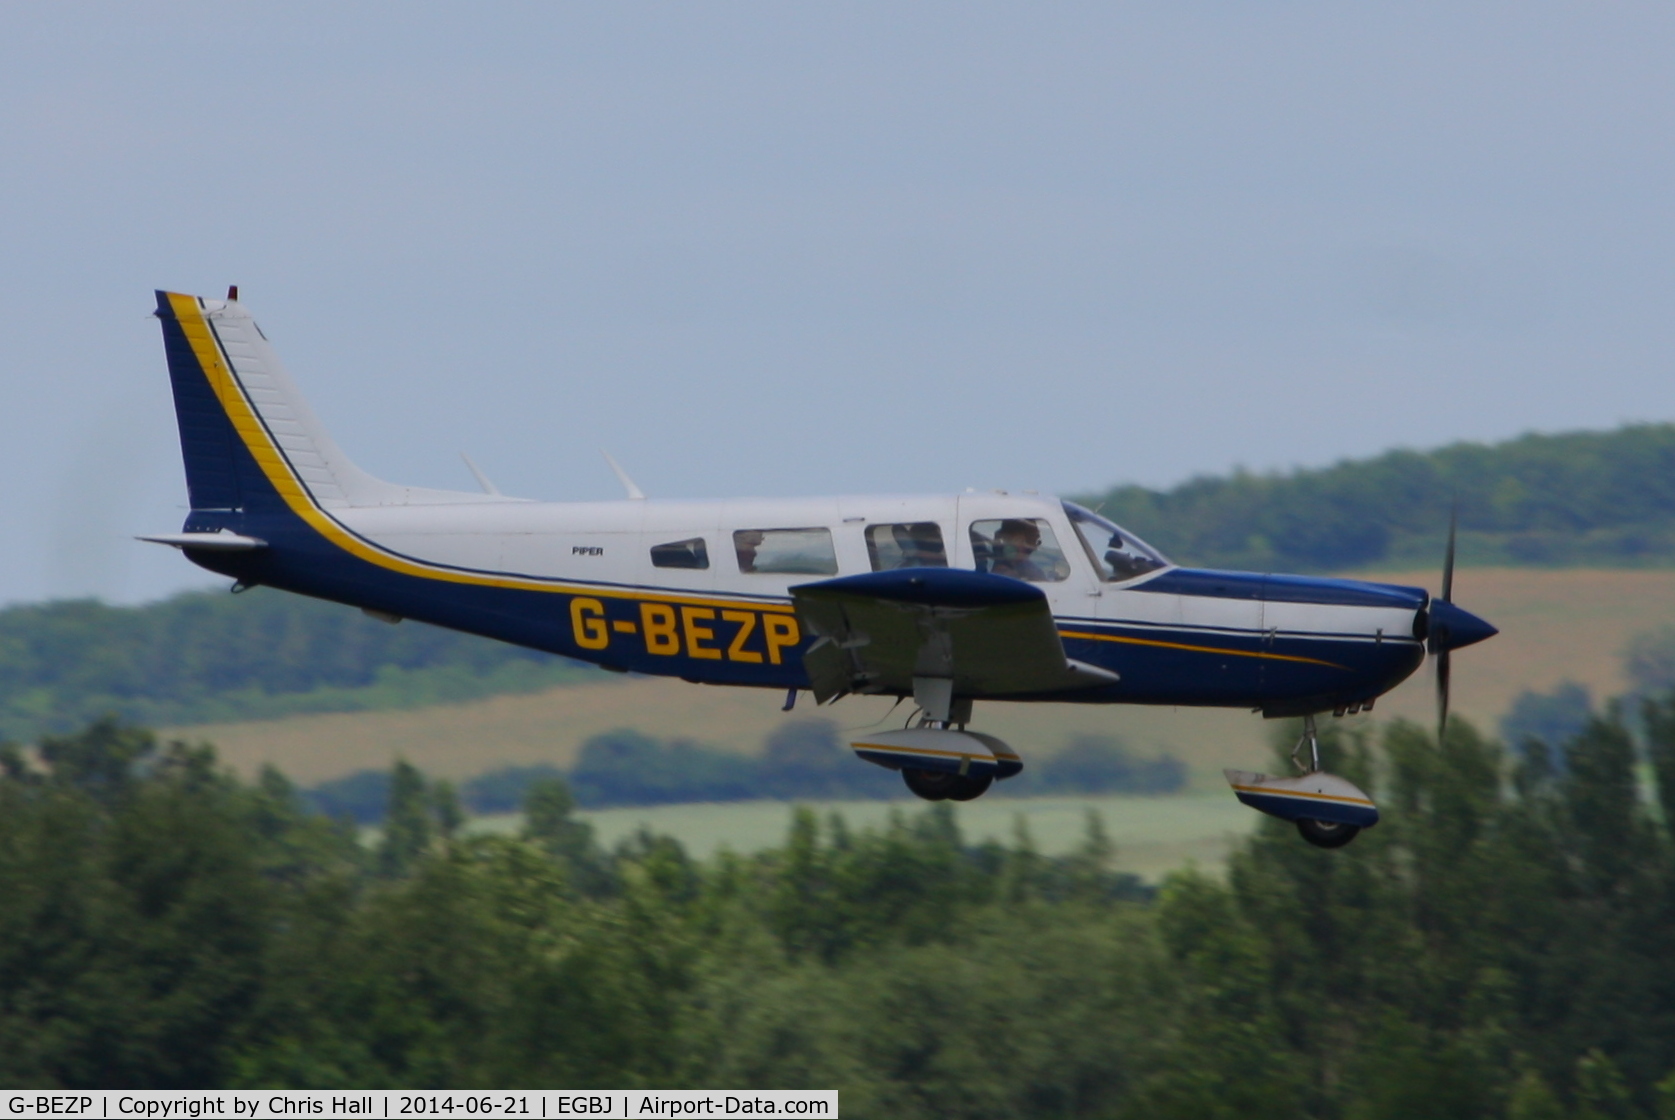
[[989, 519, 1047, 581]]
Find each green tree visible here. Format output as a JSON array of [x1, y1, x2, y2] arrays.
[[1507, 1070, 1568, 1120], [377, 760, 432, 878]]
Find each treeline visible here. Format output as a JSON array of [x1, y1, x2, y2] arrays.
[[0, 588, 592, 741], [1077, 422, 1675, 572], [10, 711, 1675, 1116], [304, 721, 1187, 821]]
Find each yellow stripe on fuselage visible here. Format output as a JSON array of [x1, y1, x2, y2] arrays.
[[167, 292, 794, 615], [1057, 628, 1345, 670]]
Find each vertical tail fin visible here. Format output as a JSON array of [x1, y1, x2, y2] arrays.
[[154, 291, 508, 514]]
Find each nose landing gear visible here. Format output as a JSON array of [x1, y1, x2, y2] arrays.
[[901, 768, 994, 802], [1295, 816, 1360, 849], [1225, 714, 1380, 848]]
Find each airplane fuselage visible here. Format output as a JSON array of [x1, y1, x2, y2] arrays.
[[180, 488, 1431, 718]]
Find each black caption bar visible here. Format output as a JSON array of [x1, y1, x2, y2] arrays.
[[2, 1094, 837, 1120]]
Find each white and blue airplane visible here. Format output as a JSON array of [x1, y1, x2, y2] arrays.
[[143, 289, 1496, 848]]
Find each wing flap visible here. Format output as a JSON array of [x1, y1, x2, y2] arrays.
[[791, 569, 1116, 703]]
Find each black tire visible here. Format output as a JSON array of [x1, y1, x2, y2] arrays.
[[902, 768, 958, 801], [1296, 818, 1361, 849]]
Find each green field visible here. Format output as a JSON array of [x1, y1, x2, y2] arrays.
[[469, 790, 1258, 882]]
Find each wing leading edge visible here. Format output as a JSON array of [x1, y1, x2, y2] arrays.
[[791, 568, 1118, 705]]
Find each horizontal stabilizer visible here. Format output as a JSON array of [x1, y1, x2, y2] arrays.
[[137, 530, 268, 552]]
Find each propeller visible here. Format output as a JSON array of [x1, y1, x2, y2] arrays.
[[1421, 506, 1497, 744], [1431, 508, 1457, 744]]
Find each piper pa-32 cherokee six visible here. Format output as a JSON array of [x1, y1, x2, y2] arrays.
[[143, 289, 1496, 848]]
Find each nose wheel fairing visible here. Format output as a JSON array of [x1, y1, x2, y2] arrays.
[[1223, 768, 1380, 829]]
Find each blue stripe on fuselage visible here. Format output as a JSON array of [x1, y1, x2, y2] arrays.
[[1135, 568, 1428, 610]]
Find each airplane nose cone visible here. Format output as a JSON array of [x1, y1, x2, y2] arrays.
[[1428, 599, 1498, 653]]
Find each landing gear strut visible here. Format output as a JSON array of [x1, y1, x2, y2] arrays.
[[1288, 714, 1362, 849], [1291, 713, 1322, 774]]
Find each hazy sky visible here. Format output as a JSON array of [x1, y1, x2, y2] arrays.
[[4, 3, 1673, 605]]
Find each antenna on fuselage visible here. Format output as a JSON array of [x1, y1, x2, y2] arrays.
[[600, 450, 646, 500], [459, 452, 504, 496]]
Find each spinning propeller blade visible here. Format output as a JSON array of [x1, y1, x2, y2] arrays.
[[1435, 507, 1456, 743], [1437, 649, 1452, 746], [1441, 507, 1456, 606]]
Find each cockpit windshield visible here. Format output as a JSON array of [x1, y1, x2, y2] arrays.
[[1063, 502, 1170, 582]]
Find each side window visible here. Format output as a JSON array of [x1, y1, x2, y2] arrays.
[[865, 522, 948, 571], [734, 528, 839, 575], [969, 518, 1069, 582], [1064, 503, 1168, 582], [650, 537, 709, 570]]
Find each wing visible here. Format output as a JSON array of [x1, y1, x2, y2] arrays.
[[791, 568, 1118, 704]]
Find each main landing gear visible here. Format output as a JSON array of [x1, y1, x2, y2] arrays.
[[1223, 714, 1381, 849], [850, 721, 1022, 802], [847, 681, 1022, 802]]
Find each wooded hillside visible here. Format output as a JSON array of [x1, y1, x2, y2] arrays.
[[0, 589, 589, 741], [1077, 422, 1675, 572]]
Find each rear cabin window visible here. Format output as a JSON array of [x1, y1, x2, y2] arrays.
[[733, 528, 839, 575], [969, 518, 1070, 583], [865, 522, 948, 571], [649, 537, 709, 570]]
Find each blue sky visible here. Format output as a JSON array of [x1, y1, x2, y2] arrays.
[[3, 4, 1673, 604]]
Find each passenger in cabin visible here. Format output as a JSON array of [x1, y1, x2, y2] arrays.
[[989, 519, 1047, 581], [735, 529, 765, 573], [892, 522, 946, 568], [733, 527, 840, 574], [864, 522, 948, 571]]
